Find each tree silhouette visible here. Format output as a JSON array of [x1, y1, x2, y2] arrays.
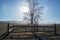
[[23, 0, 43, 26], [23, 0, 43, 39]]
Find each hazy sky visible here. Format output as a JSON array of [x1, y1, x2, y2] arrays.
[[0, 0, 60, 23]]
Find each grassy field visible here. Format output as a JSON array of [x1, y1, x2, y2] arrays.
[[0, 23, 7, 37], [0, 22, 60, 40]]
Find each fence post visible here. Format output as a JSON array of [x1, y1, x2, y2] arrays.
[[54, 23, 57, 35], [7, 23, 9, 35]]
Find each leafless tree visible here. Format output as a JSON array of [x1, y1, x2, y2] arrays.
[[23, 0, 43, 26], [23, 0, 43, 39]]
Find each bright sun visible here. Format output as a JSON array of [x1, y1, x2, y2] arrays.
[[20, 6, 29, 13]]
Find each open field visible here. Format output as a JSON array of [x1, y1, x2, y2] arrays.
[[0, 22, 8, 37], [0, 22, 60, 40]]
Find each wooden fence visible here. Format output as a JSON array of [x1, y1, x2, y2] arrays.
[[0, 23, 60, 40]]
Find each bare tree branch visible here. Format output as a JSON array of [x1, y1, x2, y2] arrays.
[[23, 0, 43, 25]]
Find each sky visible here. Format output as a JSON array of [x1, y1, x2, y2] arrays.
[[0, 0, 60, 23]]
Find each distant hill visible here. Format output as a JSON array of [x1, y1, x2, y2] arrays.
[[0, 21, 60, 26]]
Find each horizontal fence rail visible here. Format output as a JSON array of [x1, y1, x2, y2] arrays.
[[0, 23, 60, 40]]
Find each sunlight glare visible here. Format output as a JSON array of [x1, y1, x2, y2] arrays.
[[20, 6, 29, 13]]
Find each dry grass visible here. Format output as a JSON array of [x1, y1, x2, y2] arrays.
[[0, 23, 60, 40], [0, 23, 7, 37]]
